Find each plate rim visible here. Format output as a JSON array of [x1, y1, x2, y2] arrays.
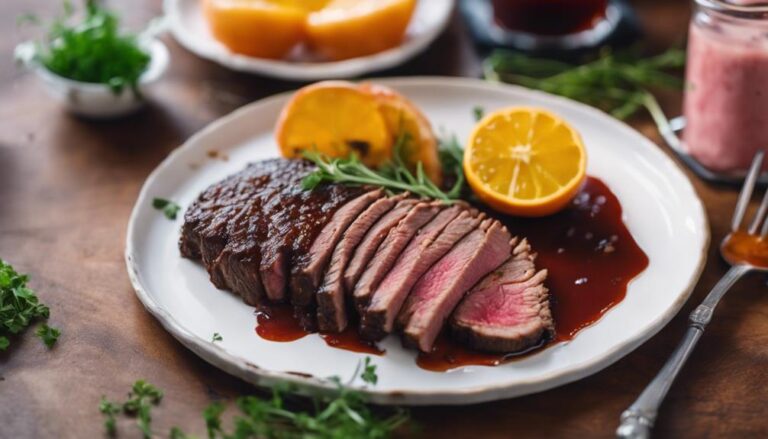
[[163, 0, 455, 80], [125, 76, 710, 405]]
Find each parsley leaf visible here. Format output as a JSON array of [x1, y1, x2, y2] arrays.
[[361, 357, 378, 385], [152, 198, 181, 220], [211, 332, 223, 343], [101, 358, 410, 438], [122, 380, 164, 439], [0, 259, 57, 350], [19, 1, 151, 94], [99, 397, 121, 437], [35, 323, 60, 348], [473, 106, 485, 122]]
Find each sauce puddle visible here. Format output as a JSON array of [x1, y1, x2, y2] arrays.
[[256, 177, 649, 371], [256, 306, 384, 355]]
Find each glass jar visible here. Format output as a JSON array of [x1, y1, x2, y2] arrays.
[[683, 0, 768, 173]]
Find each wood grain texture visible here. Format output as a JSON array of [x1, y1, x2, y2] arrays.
[[1, 0, 767, 438]]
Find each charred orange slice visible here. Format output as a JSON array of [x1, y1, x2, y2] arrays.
[[275, 81, 392, 166], [360, 83, 442, 185]]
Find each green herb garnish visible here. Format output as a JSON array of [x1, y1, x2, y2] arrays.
[[35, 323, 60, 348], [99, 397, 121, 437], [302, 132, 463, 202], [212, 332, 223, 343], [100, 380, 164, 438], [473, 106, 485, 122], [20, 1, 151, 94], [152, 198, 181, 220], [0, 259, 59, 351], [484, 48, 685, 134], [101, 358, 410, 438]]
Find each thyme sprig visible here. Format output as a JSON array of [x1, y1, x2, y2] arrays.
[[302, 132, 463, 202]]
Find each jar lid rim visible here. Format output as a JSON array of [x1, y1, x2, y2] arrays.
[[696, 0, 768, 15]]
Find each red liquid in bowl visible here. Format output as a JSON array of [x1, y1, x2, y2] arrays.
[[492, 0, 608, 35]]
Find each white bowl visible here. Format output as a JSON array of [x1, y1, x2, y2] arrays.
[[17, 39, 169, 119]]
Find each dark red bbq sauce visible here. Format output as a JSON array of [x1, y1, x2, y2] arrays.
[[256, 305, 384, 355], [416, 177, 649, 371], [256, 177, 648, 371]]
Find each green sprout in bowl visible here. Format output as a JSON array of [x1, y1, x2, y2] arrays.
[[18, 0, 151, 94]]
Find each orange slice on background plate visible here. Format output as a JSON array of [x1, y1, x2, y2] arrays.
[[306, 0, 417, 60], [202, 0, 323, 59], [275, 81, 392, 166], [360, 83, 442, 185], [464, 107, 587, 217]]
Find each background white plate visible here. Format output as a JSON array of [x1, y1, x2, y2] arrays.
[[164, 0, 454, 80], [126, 77, 709, 405]]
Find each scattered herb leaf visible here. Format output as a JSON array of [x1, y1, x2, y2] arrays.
[[102, 358, 410, 438], [361, 357, 378, 385], [212, 332, 223, 343], [302, 132, 460, 202], [473, 106, 485, 122], [152, 198, 181, 220], [18, 1, 151, 94], [35, 323, 60, 348], [99, 397, 121, 437], [0, 259, 57, 351], [484, 48, 685, 135]]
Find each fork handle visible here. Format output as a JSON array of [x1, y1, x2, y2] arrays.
[[616, 264, 751, 439]]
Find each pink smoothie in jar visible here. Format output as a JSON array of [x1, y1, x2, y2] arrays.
[[683, 0, 768, 173]]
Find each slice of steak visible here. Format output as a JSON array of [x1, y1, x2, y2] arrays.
[[292, 189, 385, 309], [352, 201, 443, 311], [258, 173, 366, 302], [398, 219, 513, 352], [451, 243, 553, 353], [360, 207, 483, 340], [343, 198, 417, 293], [316, 194, 407, 332]]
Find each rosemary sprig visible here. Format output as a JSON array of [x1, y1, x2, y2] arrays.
[[483, 48, 685, 135], [302, 133, 464, 202]]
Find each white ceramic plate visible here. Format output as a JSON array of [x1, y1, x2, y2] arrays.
[[164, 0, 454, 80], [126, 77, 709, 405]]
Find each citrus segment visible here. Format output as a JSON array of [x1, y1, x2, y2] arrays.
[[464, 107, 587, 217], [275, 81, 392, 166], [306, 0, 417, 60], [202, 0, 310, 59]]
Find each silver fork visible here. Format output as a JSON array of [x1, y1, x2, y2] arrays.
[[616, 151, 768, 439]]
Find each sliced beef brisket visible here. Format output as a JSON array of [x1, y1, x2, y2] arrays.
[[352, 201, 443, 311], [343, 199, 417, 293], [291, 189, 385, 308], [451, 240, 554, 353], [360, 206, 482, 340], [315, 193, 406, 332], [398, 219, 513, 352]]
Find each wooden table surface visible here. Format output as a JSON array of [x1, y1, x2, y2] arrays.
[[2, 1, 767, 438]]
